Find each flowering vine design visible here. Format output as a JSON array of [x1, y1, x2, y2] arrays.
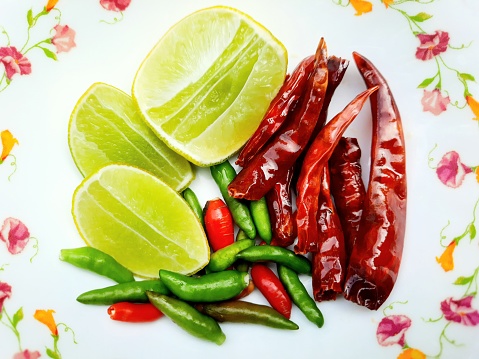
[[332, 0, 479, 121], [1, 130, 19, 180], [0, 1, 76, 92], [0, 217, 38, 261], [99, 0, 132, 24]]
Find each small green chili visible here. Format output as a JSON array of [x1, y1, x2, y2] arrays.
[[250, 197, 272, 243], [195, 300, 299, 330], [182, 188, 204, 227], [60, 247, 135, 283], [210, 160, 256, 239], [206, 239, 255, 272], [159, 269, 249, 302], [147, 292, 226, 345], [277, 265, 324, 328], [236, 245, 312, 275], [76, 279, 169, 305]]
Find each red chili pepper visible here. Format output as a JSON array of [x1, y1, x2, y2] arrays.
[[267, 167, 297, 247], [236, 56, 315, 167], [228, 38, 329, 201], [204, 198, 234, 252], [311, 166, 347, 301], [107, 302, 163, 322], [329, 137, 366, 257], [343, 52, 407, 311], [295, 85, 378, 254], [250, 263, 292, 319]]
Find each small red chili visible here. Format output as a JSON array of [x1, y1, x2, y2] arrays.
[[250, 263, 292, 319], [107, 302, 163, 322], [204, 198, 234, 252]]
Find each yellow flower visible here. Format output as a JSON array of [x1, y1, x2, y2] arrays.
[[1, 130, 18, 162], [475, 167, 479, 183], [397, 348, 426, 359], [466, 95, 479, 121], [350, 0, 373, 15], [383, 0, 394, 8], [46, 0, 59, 11], [34, 309, 58, 336], [436, 240, 456, 272]]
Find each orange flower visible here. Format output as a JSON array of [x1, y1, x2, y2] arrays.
[[436, 240, 456, 272], [383, 0, 394, 8], [350, 0, 373, 15], [0, 130, 18, 162], [46, 0, 59, 11], [34, 309, 58, 336], [397, 348, 426, 359], [475, 167, 479, 183], [466, 95, 479, 121]]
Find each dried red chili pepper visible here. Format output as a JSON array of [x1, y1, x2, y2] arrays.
[[329, 137, 366, 256], [310, 166, 347, 301], [250, 263, 292, 319], [204, 198, 234, 252], [227, 38, 329, 201], [343, 52, 407, 311], [267, 167, 297, 247], [295, 85, 378, 253], [107, 302, 163, 322], [236, 56, 315, 167]]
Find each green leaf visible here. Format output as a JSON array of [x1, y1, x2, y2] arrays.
[[418, 77, 435, 88], [12, 307, 24, 327], [460, 73, 476, 82], [409, 12, 433, 22], [454, 275, 474, 285], [470, 223, 477, 240], [27, 9, 33, 27], [46, 348, 60, 359], [39, 46, 58, 61]]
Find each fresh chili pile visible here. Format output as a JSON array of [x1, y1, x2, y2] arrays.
[[61, 38, 406, 344]]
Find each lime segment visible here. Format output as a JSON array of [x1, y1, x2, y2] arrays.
[[72, 164, 209, 277]]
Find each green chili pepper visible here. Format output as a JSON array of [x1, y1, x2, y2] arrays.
[[206, 239, 255, 272], [250, 197, 272, 243], [195, 300, 299, 330], [236, 245, 312, 275], [236, 229, 249, 241], [159, 269, 249, 302], [59, 247, 135, 283], [147, 292, 226, 345], [210, 160, 256, 239], [182, 188, 204, 227], [76, 279, 169, 305], [277, 265, 324, 328]]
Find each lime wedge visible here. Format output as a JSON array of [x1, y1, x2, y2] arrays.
[[72, 164, 209, 277], [68, 82, 194, 192], [132, 6, 288, 166]]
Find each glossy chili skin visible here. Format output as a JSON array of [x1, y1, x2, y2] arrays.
[[59, 247, 135, 284], [76, 279, 169, 305], [204, 198, 234, 252], [195, 301, 299, 330], [236, 55, 315, 167], [250, 264, 292, 318], [295, 86, 378, 253], [329, 137, 366, 256], [227, 38, 329, 201], [250, 197, 273, 243], [206, 239, 255, 272], [107, 302, 163, 322], [147, 292, 226, 345], [311, 167, 347, 301], [343, 52, 407, 311], [267, 167, 297, 248], [182, 188, 204, 227]]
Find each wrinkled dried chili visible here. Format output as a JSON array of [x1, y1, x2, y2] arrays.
[[343, 52, 407, 311]]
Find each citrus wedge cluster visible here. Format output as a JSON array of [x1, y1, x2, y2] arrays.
[[68, 83, 194, 192], [132, 6, 288, 166], [72, 164, 209, 277]]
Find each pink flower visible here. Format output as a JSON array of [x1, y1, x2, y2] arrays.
[[0, 281, 12, 312], [421, 89, 450, 115], [436, 151, 472, 188], [100, 0, 131, 12], [376, 315, 412, 347], [13, 350, 41, 359], [0, 47, 32, 80], [51, 25, 76, 53], [0, 217, 31, 254], [441, 296, 479, 326], [415, 30, 449, 61]]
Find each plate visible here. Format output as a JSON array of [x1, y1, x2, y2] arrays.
[[1, 1, 479, 358]]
